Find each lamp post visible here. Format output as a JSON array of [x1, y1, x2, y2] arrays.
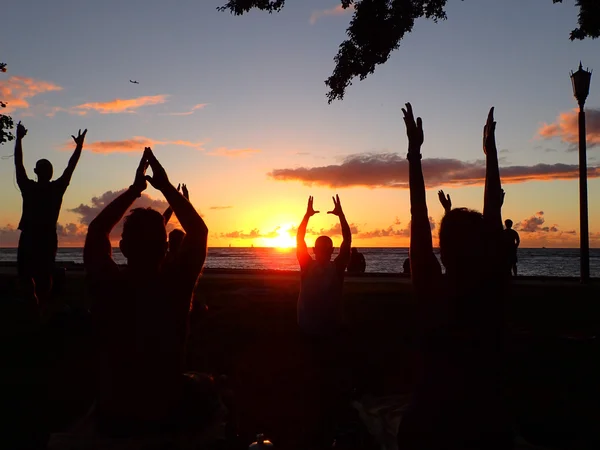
[[570, 62, 592, 283]]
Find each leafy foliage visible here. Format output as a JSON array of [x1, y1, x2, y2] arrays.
[[219, 0, 599, 102], [0, 62, 14, 145]]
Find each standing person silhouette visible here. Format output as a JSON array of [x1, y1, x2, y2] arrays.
[[504, 219, 520, 277], [84, 147, 208, 436], [397, 104, 513, 450], [14, 121, 87, 310], [296, 195, 352, 336], [163, 183, 189, 265]]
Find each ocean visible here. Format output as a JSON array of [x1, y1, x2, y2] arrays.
[[1, 247, 599, 278]]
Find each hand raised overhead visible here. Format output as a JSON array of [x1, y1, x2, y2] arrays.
[[132, 152, 149, 193], [182, 183, 189, 200], [144, 147, 171, 191], [16, 121, 27, 140], [438, 190, 452, 213], [71, 129, 88, 147], [306, 196, 319, 217], [483, 107, 497, 155], [401, 103, 424, 152], [327, 194, 344, 217]]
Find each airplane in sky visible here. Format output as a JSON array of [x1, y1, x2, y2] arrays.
[[129, 80, 139, 84]]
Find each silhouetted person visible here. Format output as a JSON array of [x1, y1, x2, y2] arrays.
[[84, 147, 208, 436], [14, 122, 87, 311], [347, 247, 366, 274], [296, 195, 352, 336], [403, 257, 411, 275], [504, 219, 520, 277], [397, 104, 513, 450]]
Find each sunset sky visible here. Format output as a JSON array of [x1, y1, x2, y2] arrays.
[[1, 0, 599, 249]]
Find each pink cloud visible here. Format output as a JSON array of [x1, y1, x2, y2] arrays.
[[72, 95, 168, 115], [64, 136, 204, 153], [268, 153, 600, 189], [0, 76, 62, 113], [537, 108, 600, 148], [310, 4, 354, 25], [163, 103, 208, 116]]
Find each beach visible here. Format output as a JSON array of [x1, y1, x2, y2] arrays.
[[2, 265, 600, 448]]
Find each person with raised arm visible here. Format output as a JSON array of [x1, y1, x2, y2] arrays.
[[296, 195, 352, 336], [14, 121, 87, 310], [84, 147, 208, 436], [397, 104, 513, 450]]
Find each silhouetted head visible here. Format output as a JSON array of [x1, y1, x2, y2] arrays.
[[439, 208, 486, 281], [352, 247, 358, 254], [168, 229, 185, 254], [505, 219, 513, 229], [120, 208, 167, 271], [314, 236, 334, 263], [34, 159, 53, 182]]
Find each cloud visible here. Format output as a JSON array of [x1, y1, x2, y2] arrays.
[[162, 103, 208, 116], [209, 206, 233, 210], [67, 136, 204, 153], [514, 211, 571, 234], [310, 4, 354, 24], [268, 153, 599, 189], [537, 108, 600, 149], [208, 147, 261, 158], [318, 222, 360, 236], [220, 227, 280, 239], [71, 95, 169, 115], [0, 222, 88, 247], [0, 76, 63, 113]]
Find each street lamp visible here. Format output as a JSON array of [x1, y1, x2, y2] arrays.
[[570, 62, 592, 283]]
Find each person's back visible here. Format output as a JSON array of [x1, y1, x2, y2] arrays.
[[84, 149, 208, 434], [398, 104, 512, 449], [347, 247, 366, 274], [296, 196, 351, 336]]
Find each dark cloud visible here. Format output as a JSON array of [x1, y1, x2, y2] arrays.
[[268, 153, 599, 189], [1, 222, 87, 247], [220, 227, 280, 240], [515, 211, 561, 233]]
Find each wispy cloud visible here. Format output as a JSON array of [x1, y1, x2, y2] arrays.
[[71, 95, 169, 115], [310, 4, 354, 25], [0, 76, 62, 113], [537, 108, 600, 149], [220, 227, 280, 239], [208, 147, 261, 158], [209, 206, 233, 210], [64, 136, 204, 153], [162, 103, 208, 116], [268, 153, 600, 189]]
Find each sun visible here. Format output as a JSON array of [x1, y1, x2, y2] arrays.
[[269, 227, 296, 249]]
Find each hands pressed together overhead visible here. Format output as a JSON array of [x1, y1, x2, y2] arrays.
[[16, 121, 27, 140]]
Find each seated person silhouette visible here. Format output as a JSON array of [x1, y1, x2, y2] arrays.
[[347, 247, 366, 274], [504, 219, 520, 276], [403, 257, 411, 275], [84, 148, 208, 436], [14, 122, 87, 310], [296, 195, 351, 336], [397, 104, 513, 449]]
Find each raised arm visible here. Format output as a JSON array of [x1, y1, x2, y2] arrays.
[[297, 196, 318, 269], [330, 195, 352, 269], [145, 149, 207, 277], [402, 103, 440, 286], [162, 183, 181, 224], [482, 108, 503, 231], [84, 153, 148, 276], [14, 122, 30, 188], [58, 129, 87, 186]]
